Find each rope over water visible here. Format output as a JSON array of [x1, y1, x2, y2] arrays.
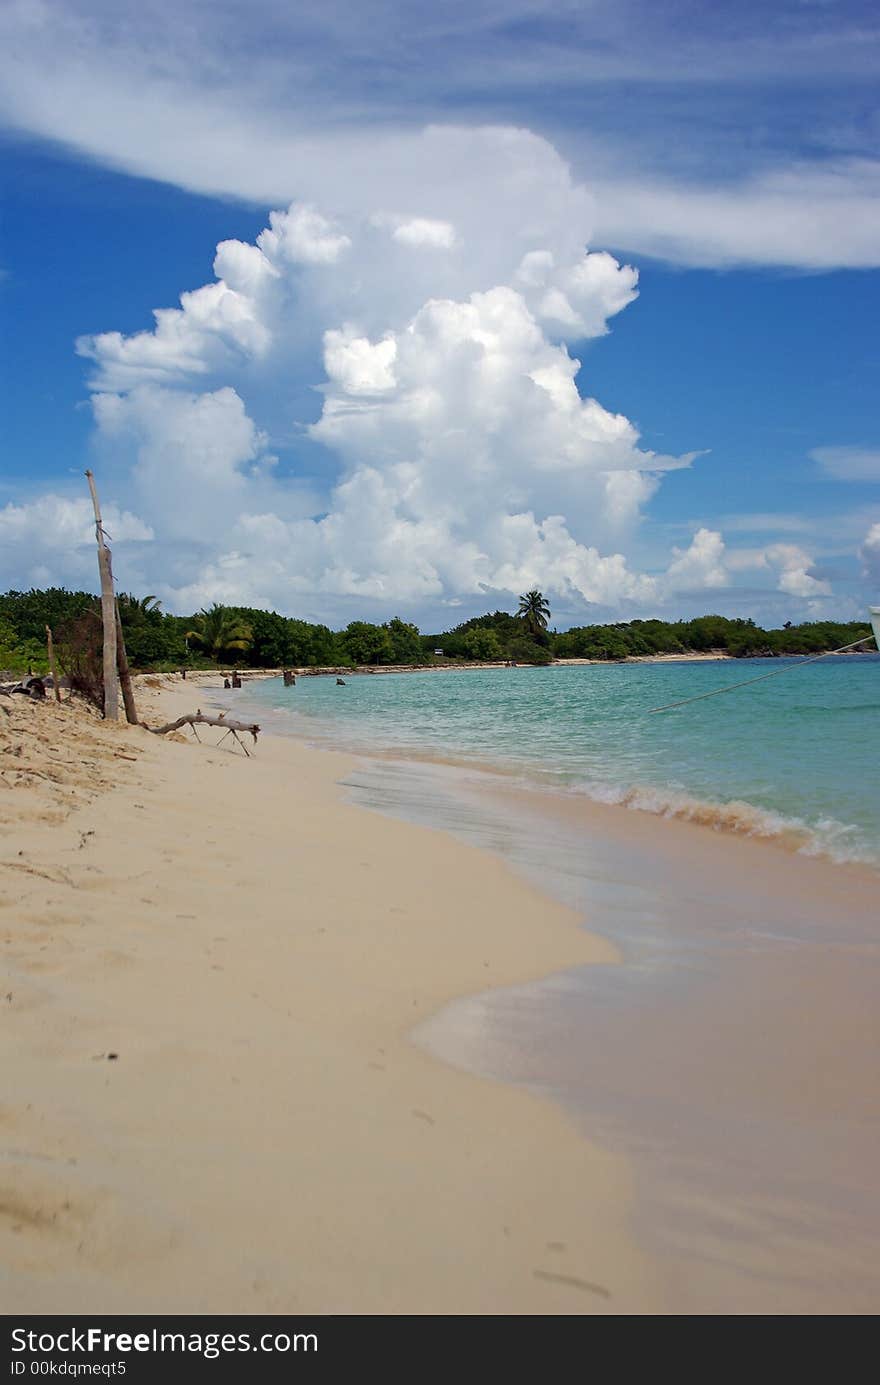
[[647, 636, 877, 715]]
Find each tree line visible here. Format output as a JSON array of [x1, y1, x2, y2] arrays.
[[0, 586, 872, 676]]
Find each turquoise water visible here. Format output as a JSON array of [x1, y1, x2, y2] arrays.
[[242, 655, 880, 866]]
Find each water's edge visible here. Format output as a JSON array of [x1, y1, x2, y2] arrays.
[[233, 658, 880, 869]]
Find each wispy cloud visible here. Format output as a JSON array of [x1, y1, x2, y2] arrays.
[[810, 446, 880, 482], [1, 1, 878, 269], [719, 513, 817, 536]]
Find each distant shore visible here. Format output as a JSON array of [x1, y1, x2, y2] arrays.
[[10, 644, 876, 691], [164, 649, 736, 684], [151, 646, 880, 684]]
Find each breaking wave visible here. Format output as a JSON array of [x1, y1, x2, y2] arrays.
[[567, 778, 877, 867]]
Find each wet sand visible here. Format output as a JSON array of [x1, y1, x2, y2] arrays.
[[396, 767, 880, 1313]]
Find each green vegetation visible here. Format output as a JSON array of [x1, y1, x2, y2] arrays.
[[424, 607, 553, 663], [186, 605, 253, 662], [0, 587, 872, 676], [551, 614, 872, 661], [517, 589, 552, 637]]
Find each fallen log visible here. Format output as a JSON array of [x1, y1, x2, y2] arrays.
[[144, 711, 260, 755], [0, 677, 46, 700]]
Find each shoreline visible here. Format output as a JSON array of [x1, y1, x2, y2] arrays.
[[151, 653, 736, 684], [0, 682, 663, 1313], [139, 645, 880, 685], [193, 669, 880, 873]]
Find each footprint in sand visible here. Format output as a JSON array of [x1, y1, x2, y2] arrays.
[[0, 1171, 86, 1246]]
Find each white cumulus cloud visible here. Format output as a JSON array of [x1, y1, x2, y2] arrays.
[[0, 495, 153, 591], [50, 176, 701, 618], [3, 160, 861, 622], [323, 328, 398, 396], [257, 203, 351, 266], [769, 544, 833, 599], [727, 541, 832, 599], [664, 528, 728, 592], [391, 217, 458, 250]]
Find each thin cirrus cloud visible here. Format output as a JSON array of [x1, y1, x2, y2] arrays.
[[0, 1, 878, 270], [810, 447, 880, 482]]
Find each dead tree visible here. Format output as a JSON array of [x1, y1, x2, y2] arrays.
[[45, 626, 61, 703], [85, 470, 119, 721], [114, 602, 139, 725]]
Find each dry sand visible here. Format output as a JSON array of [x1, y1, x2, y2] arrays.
[[0, 681, 664, 1314]]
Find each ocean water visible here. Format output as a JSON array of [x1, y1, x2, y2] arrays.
[[242, 654, 880, 866]]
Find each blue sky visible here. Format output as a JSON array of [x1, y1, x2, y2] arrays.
[[1, 1, 878, 628]]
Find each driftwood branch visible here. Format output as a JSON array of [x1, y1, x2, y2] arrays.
[[144, 711, 261, 753], [1, 677, 47, 699]]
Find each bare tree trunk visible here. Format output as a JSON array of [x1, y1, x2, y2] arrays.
[[114, 603, 139, 724], [85, 470, 119, 721], [45, 625, 61, 703]]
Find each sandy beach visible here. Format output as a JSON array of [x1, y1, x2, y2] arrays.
[[4, 673, 878, 1315], [0, 680, 664, 1314]]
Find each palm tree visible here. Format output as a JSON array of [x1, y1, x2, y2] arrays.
[[117, 593, 162, 620], [185, 605, 253, 663], [517, 590, 551, 636]]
